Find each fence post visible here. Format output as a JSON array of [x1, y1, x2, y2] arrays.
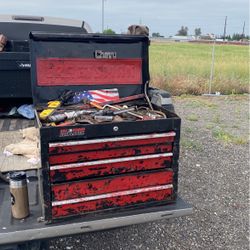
[[208, 39, 216, 94]]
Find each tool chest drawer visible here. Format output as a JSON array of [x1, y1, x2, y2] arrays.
[[45, 131, 177, 220], [48, 132, 175, 165], [50, 152, 173, 182], [49, 132, 175, 154], [51, 169, 174, 218], [49, 132, 175, 181]]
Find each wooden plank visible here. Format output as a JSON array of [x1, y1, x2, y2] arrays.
[[0, 119, 4, 131], [1, 119, 10, 132], [9, 119, 17, 131], [15, 119, 23, 130]]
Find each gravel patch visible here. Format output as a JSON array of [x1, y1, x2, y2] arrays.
[[50, 95, 249, 250]]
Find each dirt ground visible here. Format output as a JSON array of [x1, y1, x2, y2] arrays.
[[50, 95, 249, 250]]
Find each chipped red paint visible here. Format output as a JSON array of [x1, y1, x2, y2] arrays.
[[49, 144, 172, 165], [46, 132, 176, 220], [52, 184, 173, 206], [36, 58, 142, 86], [50, 154, 172, 182], [49, 132, 175, 154], [52, 188, 173, 218], [52, 170, 173, 201]]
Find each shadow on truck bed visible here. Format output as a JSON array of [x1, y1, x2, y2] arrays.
[[0, 99, 34, 131]]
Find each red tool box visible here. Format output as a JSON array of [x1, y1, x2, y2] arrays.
[[29, 32, 181, 223]]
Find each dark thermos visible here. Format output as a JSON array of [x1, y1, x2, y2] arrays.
[[9, 171, 30, 219]]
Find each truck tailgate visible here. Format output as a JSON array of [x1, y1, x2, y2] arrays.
[[0, 176, 192, 245]]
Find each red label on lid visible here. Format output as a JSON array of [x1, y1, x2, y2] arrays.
[[36, 58, 142, 86]]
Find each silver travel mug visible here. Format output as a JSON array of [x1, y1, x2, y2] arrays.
[[9, 171, 30, 219]]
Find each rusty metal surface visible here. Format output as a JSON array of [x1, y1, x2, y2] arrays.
[[49, 144, 172, 165], [38, 110, 181, 222], [36, 58, 142, 86], [49, 132, 175, 154], [52, 187, 173, 218], [52, 170, 173, 202], [50, 153, 173, 182]]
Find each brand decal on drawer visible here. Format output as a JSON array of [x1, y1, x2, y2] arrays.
[[59, 128, 86, 137]]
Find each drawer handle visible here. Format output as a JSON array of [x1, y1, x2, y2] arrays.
[[52, 184, 173, 206], [49, 132, 176, 148], [50, 152, 173, 170]]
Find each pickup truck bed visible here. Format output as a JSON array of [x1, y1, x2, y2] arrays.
[[0, 176, 191, 245], [0, 118, 192, 247]]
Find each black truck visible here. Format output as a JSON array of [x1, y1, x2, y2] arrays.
[[0, 16, 192, 250]]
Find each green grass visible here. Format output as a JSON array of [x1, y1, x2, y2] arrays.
[[184, 127, 194, 133], [212, 127, 248, 145], [185, 99, 218, 109], [212, 114, 221, 124], [206, 123, 214, 130], [149, 42, 249, 95], [186, 114, 199, 121], [181, 137, 203, 151]]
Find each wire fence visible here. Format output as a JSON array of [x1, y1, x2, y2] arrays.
[[149, 39, 249, 95]]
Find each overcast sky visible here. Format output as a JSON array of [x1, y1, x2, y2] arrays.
[[0, 0, 249, 36]]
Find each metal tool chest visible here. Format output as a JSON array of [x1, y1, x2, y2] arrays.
[[30, 32, 181, 223]]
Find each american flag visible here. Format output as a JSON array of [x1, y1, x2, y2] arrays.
[[71, 88, 120, 104]]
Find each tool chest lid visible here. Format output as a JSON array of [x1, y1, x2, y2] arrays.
[[29, 32, 150, 105]]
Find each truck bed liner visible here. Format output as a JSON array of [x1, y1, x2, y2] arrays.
[[0, 118, 34, 132], [0, 175, 192, 245]]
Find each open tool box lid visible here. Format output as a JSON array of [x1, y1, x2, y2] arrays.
[[29, 32, 150, 105]]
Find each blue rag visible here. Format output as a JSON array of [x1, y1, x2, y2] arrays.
[[17, 104, 35, 119]]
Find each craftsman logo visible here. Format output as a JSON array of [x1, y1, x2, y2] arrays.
[[59, 128, 86, 137], [95, 50, 117, 59], [17, 62, 31, 69]]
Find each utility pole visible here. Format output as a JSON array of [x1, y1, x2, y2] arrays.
[[101, 0, 105, 33], [242, 21, 245, 38], [208, 39, 216, 95], [223, 16, 227, 40]]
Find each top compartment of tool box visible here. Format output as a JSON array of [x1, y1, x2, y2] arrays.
[[29, 32, 180, 141], [29, 32, 150, 104]]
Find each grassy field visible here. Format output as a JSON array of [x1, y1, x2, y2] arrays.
[[149, 42, 249, 95]]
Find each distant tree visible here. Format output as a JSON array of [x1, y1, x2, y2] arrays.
[[194, 28, 201, 36], [152, 32, 161, 37], [177, 26, 188, 36], [103, 29, 116, 35], [231, 33, 243, 41]]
